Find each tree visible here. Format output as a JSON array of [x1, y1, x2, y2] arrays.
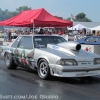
[[0, 6, 92, 23], [16, 6, 32, 13], [66, 17, 71, 20], [55, 16, 63, 19], [0, 6, 32, 21], [75, 13, 92, 22], [76, 13, 85, 19], [66, 13, 92, 22]]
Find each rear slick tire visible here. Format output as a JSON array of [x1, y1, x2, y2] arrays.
[[5, 53, 17, 69]]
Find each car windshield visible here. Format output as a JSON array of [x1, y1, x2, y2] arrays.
[[34, 36, 66, 48]]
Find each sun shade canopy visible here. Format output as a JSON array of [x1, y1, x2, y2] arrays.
[[0, 8, 73, 27]]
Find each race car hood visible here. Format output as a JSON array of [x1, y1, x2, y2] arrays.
[[46, 42, 100, 60], [47, 41, 81, 57]]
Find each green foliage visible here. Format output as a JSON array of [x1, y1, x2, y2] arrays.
[[66, 12, 92, 22], [0, 6, 32, 21], [65, 17, 71, 20], [75, 12, 92, 22], [76, 13, 86, 19], [16, 6, 31, 13], [0, 6, 92, 22], [55, 16, 63, 19]]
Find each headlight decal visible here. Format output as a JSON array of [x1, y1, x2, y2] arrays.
[[94, 58, 100, 64], [56, 59, 78, 66]]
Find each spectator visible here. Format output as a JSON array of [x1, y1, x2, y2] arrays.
[[81, 28, 86, 35], [86, 31, 92, 36], [4, 30, 8, 42], [11, 31, 17, 40], [62, 32, 68, 41], [58, 30, 63, 35], [8, 31, 11, 41], [38, 28, 44, 34], [73, 28, 78, 35], [95, 30, 99, 36]]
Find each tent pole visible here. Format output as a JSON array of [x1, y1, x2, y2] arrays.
[[72, 25, 73, 34], [12, 25, 15, 41], [33, 22, 34, 34]]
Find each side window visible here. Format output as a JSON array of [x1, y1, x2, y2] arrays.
[[34, 37, 46, 48], [18, 37, 33, 49], [11, 36, 22, 48], [86, 37, 96, 42]]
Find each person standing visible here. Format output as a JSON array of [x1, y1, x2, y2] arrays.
[[58, 30, 63, 35], [73, 28, 78, 35], [81, 28, 86, 38], [8, 30, 11, 41], [86, 31, 92, 36], [95, 30, 99, 36], [4, 30, 8, 42], [38, 28, 44, 34], [62, 32, 69, 41]]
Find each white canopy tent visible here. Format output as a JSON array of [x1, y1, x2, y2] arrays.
[[68, 24, 90, 31], [90, 25, 100, 30]]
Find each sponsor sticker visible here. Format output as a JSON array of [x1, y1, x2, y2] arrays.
[[35, 38, 42, 41], [52, 46, 59, 49], [76, 72, 98, 77], [81, 62, 92, 65]]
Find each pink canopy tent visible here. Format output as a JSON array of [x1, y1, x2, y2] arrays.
[[0, 8, 73, 27]]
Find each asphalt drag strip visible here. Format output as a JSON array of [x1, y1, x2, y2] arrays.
[[0, 59, 100, 100]]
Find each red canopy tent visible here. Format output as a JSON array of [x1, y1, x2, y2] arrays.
[[0, 8, 73, 27]]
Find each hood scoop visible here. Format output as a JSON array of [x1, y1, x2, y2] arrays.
[[57, 41, 81, 51], [47, 42, 81, 56]]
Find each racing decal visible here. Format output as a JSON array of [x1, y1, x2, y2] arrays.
[[85, 46, 92, 52], [35, 44, 45, 48], [14, 49, 19, 56], [13, 49, 35, 69], [19, 50, 35, 66], [52, 45, 59, 49], [35, 38, 42, 41], [19, 50, 26, 65], [27, 50, 34, 58]]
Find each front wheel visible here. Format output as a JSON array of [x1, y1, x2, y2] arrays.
[[38, 59, 50, 80], [5, 53, 17, 69]]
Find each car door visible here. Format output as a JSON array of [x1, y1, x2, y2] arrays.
[[17, 36, 35, 68]]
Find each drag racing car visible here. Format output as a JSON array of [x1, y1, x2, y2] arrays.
[[1, 35, 100, 79], [77, 36, 100, 45]]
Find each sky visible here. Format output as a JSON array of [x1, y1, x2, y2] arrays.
[[0, 0, 99, 22]]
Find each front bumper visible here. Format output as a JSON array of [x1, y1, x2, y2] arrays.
[[49, 64, 100, 77]]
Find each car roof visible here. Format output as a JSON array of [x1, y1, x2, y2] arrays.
[[86, 36, 100, 38], [20, 34, 60, 37], [78, 36, 100, 40]]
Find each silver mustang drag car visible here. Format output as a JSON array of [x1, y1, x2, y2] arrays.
[[1, 35, 100, 79]]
